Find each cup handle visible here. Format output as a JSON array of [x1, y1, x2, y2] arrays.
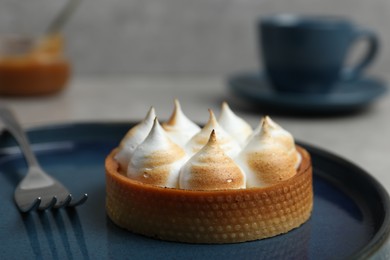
[[342, 28, 379, 81]]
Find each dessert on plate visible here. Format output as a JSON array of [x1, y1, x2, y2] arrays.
[[105, 100, 313, 244]]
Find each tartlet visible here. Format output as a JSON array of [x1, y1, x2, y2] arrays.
[[105, 101, 313, 244], [106, 146, 312, 243]]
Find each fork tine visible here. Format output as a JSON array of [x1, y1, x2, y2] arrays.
[[69, 194, 88, 207], [2, 106, 89, 212], [20, 197, 42, 213], [39, 197, 57, 211], [54, 194, 72, 209]]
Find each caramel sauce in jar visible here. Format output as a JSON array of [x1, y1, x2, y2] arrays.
[[0, 34, 70, 96]]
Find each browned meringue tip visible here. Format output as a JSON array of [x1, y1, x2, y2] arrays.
[[165, 99, 180, 126], [208, 129, 217, 144], [263, 115, 281, 129], [261, 115, 280, 136], [263, 115, 273, 126], [174, 98, 180, 108], [221, 101, 229, 109], [260, 116, 271, 136], [207, 109, 217, 122], [147, 106, 156, 117]]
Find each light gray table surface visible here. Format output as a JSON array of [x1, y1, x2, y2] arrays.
[[0, 75, 389, 195]]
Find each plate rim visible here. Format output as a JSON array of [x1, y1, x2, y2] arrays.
[[296, 141, 390, 259]]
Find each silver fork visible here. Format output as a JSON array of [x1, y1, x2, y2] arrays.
[[0, 106, 88, 212]]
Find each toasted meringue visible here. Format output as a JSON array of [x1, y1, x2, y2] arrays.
[[185, 110, 241, 158], [127, 118, 187, 188], [237, 117, 298, 188], [218, 102, 253, 146], [179, 130, 245, 190], [263, 116, 301, 168], [162, 99, 201, 147], [244, 118, 264, 145], [114, 107, 156, 171], [106, 105, 314, 244]]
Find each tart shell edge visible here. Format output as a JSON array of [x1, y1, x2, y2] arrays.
[[105, 146, 313, 244]]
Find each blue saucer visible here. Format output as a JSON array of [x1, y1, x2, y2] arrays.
[[228, 72, 387, 114]]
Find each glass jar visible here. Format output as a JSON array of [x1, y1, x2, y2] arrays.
[[0, 33, 71, 96]]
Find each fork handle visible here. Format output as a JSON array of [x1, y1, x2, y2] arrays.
[[0, 107, 40, 167]]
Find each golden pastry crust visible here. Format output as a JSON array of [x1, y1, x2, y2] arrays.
[[106, 146, 313, 244]]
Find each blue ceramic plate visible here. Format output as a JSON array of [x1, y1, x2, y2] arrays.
[[228, 72, 387, 114], [0, 122, 389, 259]]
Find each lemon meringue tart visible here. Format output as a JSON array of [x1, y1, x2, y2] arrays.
[[106, 102, 313, 244]]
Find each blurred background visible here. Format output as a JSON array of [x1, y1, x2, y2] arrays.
[[0, 0, 388, 77]]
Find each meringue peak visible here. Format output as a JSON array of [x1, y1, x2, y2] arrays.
[[262, 116, 296, 151], [237, 116, 300, 188], [164, 99, 183, 126], [218, 102, 253, 146], [208, 129, 217, 145], [208, 109, 218, 124], [259, 117, 272, 139], [244, 118, 264, 145], [195, 130, 219, 157], [120, 106, 156, 146], [127, 117, 187, 188], [185, 109, 241, 157], [179, 130, 245, 190], [114, 106, 156, 171], [162, 99, 201, 146]]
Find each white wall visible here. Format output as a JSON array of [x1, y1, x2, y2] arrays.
[[0, 0, 388, 76]]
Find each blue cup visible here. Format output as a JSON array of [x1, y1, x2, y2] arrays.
[[259, 14, 379, 94]]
